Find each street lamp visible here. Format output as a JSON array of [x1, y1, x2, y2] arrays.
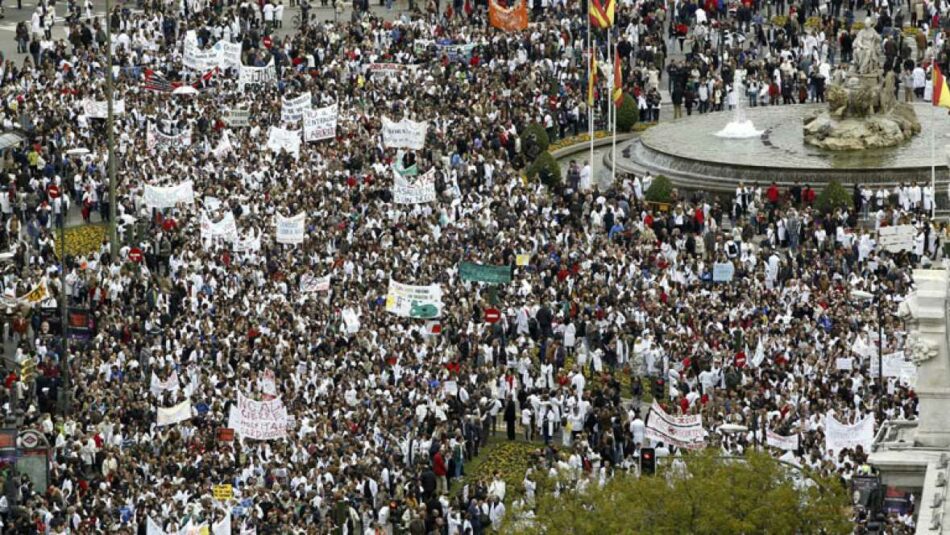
[[851, 289, 883, 392]]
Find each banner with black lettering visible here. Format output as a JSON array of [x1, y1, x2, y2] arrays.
[[281, 92, 312, 123], [303, 104, 338, 142], [382, 117, 427, 150]]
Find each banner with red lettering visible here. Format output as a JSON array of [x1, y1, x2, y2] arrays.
[[489, 0, 528, 31]]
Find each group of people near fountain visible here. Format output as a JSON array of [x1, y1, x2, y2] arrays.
[[0, 0, 936, 533]]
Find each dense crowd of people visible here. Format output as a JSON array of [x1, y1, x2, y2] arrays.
[[0, 0, 943, 532]]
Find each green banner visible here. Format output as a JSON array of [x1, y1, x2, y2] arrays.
[[459, 262, 512, 284]]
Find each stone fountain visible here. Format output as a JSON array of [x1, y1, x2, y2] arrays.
[[802, 20, 921, 151], [715, 74, 764, 139]]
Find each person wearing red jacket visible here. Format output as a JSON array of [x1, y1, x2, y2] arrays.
[[766, 182, 780, 207], [433, 446, 448, 495]]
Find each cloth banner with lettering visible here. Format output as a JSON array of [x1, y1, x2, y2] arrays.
[[238, 60, 276, 92], [275, 212, 306, 245], [201, 212, 239, 247], [459, 262, 512, 284], [824, 413, 875, 454], [228, 391, 288, 440], [393, 168, 437, 204], [489, 0, 528, 31], [303, 104, 338, 142], [184, 32, 221, 71], [367, 63, 420, 79], [150, 371, 181, 398], [146, 123, 193, 151], [82, 99, 125, 118], [234, 231, 262, 253], [644, 401, 705, 449], [266, 127, 302, 159], [385, 280, 443, 318], [18, 280, 49, 306], [766, 429, 799, 451], [870, 351, 909, 378], [144, 181, 196, 209], [213, 130, 233, 159], [213, 40, 243, 70], [300, 274, 331, 293], [281, 92, 312, 123], [382, 117, 427, 150], [156, 400, 193, 426]]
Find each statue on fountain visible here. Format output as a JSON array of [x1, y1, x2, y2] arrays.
[[803, 19, 920, 151]]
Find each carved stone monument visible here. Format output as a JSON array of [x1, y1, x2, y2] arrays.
[[803, 20, 921, 151]]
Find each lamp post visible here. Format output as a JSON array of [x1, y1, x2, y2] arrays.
[[105, 0, 118, 260], [852, 289, 883, 391]]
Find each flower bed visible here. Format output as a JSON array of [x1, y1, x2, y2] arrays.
[[53, 224, 106, 259]]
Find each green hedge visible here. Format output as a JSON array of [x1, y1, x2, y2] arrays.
[[617, 94, 638, 133], [645, 174, 674, 203], [815, 180, 853, 214], [525, 151, 561, 188], [521, 123, 550, 158]]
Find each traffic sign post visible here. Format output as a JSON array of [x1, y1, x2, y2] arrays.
[[484, 308, 501, 324]]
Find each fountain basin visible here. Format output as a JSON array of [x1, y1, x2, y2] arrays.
[[612, 102, 950, 193], [715, 120, 764, 139]]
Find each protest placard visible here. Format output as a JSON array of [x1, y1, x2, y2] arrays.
[[382, 117, 427, 150], [183, 33, 221, 71], [266, 127, 302, 159], [516, 254, 530, 266], [386, 280, 443, 318], [281, 92, 312, 123], [224, 108, 250, 127], [712, 262, 735, 282], [766, 429, 799, 451], [300, 274, 331, 293], [213, 484, 234, 501], [644, 401, 705, 449], [303, 104, 338, 142], [459, 262, 512, 284], [143, 181, 195, 209], [238, 60, 276, 92], [228, 391, 289, 440], [275, 212, 305, 245], [149, 371, 180, 397], [367, 63, 420, 79], [824, 414, 875, 453], [393, 168, 436, 204], [200, 212, 238, 248], [146, 123, 192, 151], [870, 351, 908, 378], [213, 40, 242, 70], [82, 99, 125, 118], [156, 400, 192, 426], [342, 307, 360, 333], [877, 225, 916, 253]]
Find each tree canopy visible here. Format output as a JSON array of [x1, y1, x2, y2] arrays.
[[509, 450, 851, 535]]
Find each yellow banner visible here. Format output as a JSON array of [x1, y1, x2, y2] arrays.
[[212, 484, 233, 501]]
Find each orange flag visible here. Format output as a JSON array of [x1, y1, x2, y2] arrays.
[[613, 48, 623, 107], [489, 0, 528, 31], [935, 66, 950, 109]]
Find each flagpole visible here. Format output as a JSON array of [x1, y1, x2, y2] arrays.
[[588, 15, 594, 175], [932, 102, 936, 219], [611, 30, 617, 186]]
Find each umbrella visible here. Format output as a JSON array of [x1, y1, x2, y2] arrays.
[[66, 148, 90, 155], [172, 86, 199, 95]]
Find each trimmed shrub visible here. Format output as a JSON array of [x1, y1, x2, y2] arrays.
[[525, 151, 562, 188], [645, 174, 674, 203], [617, 94, 638, 133], [815, 180, 854, 214], [521, 123, 550, 159]]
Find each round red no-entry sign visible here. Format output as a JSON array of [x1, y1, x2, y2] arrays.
[[129, 247, 144, 263], [484, 308, 501, 324]]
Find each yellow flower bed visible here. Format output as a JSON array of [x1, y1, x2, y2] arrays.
[[804, 16, 822, 28], [771, 15, 788, 27], [547, 130, 609, 153], [53, 224, 106, 259], [465, 440, 542, 497]]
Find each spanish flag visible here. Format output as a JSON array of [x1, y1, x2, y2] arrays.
[[589, 0, 615, 28], [613, 48, 623, 107], [935, 65, 950, 109], [588, 49, 597, 106]]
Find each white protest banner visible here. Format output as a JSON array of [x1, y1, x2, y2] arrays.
[[213, 40, 242, 70], [342, 307, 360, 333], [275, 212, 306, 245], [229, 391, 288, 440], [147, 517, 165, 535], [201, 212, 239, 247], [183, 32, 221, 71], [146, 123, 192, 151], [224, 108, 250, 127], [443, 380, 458, 396], [851, 335, 877, 359], [234, 231, 262, 253], [824, 413, 875, 454], [877, 224, 916, 253], [645, 401, 705, 449], [382, 116, 427, 150], [870, 351, 908, 378], [143, 181, 195, 209], [766, 429, 799, 451], [712, 262, 734, 282], [82, 99, 125, 118], [385, 279, 443, 319], [393, 168, 437, 204], [281, 91, 312, 123], [238, 60, 276, 92], [367, 63, 420, 78], [156, 400, 193, 426], [835, 357, 853, 371], [213, 129, 233, 159], [260, 369, 278, 399], [300, 274, 331, 293], [266, 127, 302, 159], [150, 371, 180, 398], [212, 511, 231, 535], [303, 104, 338, 142]]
